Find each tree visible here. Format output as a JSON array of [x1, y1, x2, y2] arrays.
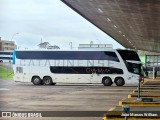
[[38, 42, 60, 49]]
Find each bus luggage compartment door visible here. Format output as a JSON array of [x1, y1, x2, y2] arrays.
[[90, 73, 98, 83]]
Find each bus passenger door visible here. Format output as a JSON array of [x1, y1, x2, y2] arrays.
[[22, 66, 30, 82]]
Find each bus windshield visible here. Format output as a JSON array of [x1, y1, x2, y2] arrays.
[[117, 50, 140, 61]]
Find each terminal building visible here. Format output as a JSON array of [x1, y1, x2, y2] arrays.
[[0, 37, 17, 51], [138, 50, 160, 78]]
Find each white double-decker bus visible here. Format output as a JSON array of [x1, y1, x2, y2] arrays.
[[13, 49, 142, 86]]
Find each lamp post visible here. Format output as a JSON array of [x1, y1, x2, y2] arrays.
[[11, 33, 19, 42], [69, 42, 72, 50], [10, 33, 19, 51]]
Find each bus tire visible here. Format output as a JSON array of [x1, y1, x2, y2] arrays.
[[32, 76, 41, 85], [114, 77, 125, 86], [102, 77, 113, 86], [43, 76, 53, 85]]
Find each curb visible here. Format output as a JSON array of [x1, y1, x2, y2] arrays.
[[133, 90, 160, 92], [119, 100, 160, 106], [128, 94, 160, 98]]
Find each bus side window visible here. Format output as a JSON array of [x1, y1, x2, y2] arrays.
[[16, 67, 23, 73], [103, 51, 120, 62]]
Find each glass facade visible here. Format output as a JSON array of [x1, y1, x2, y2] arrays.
[[146, 55, 160, 67]]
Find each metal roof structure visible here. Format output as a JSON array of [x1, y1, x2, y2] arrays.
[[61, 0, 160, 52]]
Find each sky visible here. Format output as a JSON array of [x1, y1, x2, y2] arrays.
[[0, 0, 124, 50]]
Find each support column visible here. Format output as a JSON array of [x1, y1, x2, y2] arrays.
[[153, 67, 155, 79]]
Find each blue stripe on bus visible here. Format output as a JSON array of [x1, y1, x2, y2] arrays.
[[12, 50, 16, 64]]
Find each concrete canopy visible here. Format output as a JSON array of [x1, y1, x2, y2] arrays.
[[61, 0, 160, 52]]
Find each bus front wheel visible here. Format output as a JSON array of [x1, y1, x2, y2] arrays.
[[32, 76, 41, 85], [102, 77, 113, 86], [43, 76, 53, 85], [114, 77, 125, 86]]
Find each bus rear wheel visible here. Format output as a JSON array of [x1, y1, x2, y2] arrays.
[[102, 77, 113, 86], [32, 76, 41, 85], [115, 77, 125, 86], [43, 76, 53, 85]]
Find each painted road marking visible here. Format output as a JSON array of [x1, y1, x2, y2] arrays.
[[0, 88, 10, 91]]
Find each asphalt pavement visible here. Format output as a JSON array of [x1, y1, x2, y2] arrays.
[[0, 79, 137, 120]]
